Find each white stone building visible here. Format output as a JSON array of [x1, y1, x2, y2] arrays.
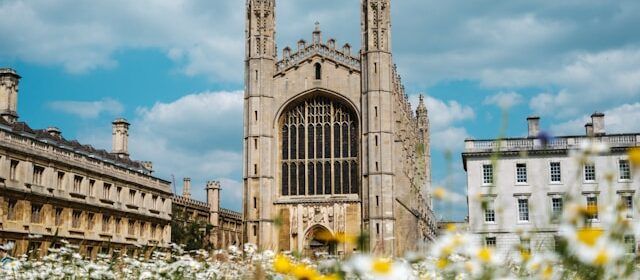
[[463, 114, 639, 255]]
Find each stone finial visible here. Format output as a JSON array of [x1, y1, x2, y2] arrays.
[[112, 118, 130, 158], [342, 43, 351, 56], [297, 39, 306, 51], [283, 46, 291, 59], [312, 22, 322, 44], [327, 38, 336, 49]]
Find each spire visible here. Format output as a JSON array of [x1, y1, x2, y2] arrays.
[[417, 94, 427, 113], [312, 21, 322, 44]]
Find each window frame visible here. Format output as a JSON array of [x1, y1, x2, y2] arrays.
[[518, 198, 530, 222], [549, 162, 562, 184], [482, 164, 494, 186], [584, 163, 596, 183], [515, 163, 528, 184], [619, 159, 632, 181]]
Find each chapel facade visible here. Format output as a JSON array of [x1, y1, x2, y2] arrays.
[[242, 0, 437, 257]]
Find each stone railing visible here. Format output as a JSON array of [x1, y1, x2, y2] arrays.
[[220, 208, 242, 221], [172, 195, 210, 211], [465, 134, 640, 152], [276, 43, 360, 73]]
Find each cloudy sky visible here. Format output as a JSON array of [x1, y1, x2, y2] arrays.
[[1, 0, 639, 220]]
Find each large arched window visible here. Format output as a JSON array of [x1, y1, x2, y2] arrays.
[[281, 96, 359, 196]]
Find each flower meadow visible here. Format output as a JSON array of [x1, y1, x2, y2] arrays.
[[1, 145, 640, 280]]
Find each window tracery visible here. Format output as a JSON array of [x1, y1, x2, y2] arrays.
[[281, 97, 359, 196]]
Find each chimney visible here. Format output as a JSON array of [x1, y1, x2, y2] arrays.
[[527, 116, 540, 138], [591, 112, 605, 136], [206, 181, 221, 227], [46, 127, 61, 138], [585, 123, 594, 137], [182, 178, 191, 199], [0, 68, 21, 124], [112, 118, 130, 158]]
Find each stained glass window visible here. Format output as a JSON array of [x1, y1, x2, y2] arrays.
[[280, 97, 359, 196]]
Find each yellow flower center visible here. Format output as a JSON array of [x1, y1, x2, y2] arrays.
[[593, 249, 609, 266], [446, 224, 457, 232], [520, 250, 531, 262], [576, 228, 603, 247], [477, 247, 492, 263], [542, 265, 553, 279], [292, 264, 319, 280], [372, 258, 393, 275], [436, 258, 449, 269], [273, 254, 293, 274]]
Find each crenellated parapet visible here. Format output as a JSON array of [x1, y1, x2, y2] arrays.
[[276, 23, 360, 74]]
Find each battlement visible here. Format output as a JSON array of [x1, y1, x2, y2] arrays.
[[276, 23, 360, 74]]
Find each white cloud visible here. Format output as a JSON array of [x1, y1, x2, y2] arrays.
[[0, 0, 244, 80], [78, 91, 245, 210], [48, 98, 123, 119], [483, 91, 524, 109], [551, 103, 640, 136]]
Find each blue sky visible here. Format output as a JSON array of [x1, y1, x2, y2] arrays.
[[2, 0, 640, 220]]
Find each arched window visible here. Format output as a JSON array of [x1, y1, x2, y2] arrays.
[[314, 63, 322, 80], [280, 96, 359, 196]]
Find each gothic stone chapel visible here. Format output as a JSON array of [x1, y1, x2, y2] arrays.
[[243, 0, 436, 257]]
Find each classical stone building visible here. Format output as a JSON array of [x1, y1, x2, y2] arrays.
[[172, 178, 242, 249], [243, 0, 436, 257], [0, 68, 173, 258], [463, 114, 640, 255]]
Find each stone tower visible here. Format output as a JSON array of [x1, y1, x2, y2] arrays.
[[242, 0, 436, 256], [0, 68, 21, 124], [243, 0, 278, 248]]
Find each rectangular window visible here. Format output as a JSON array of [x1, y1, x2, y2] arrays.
[[551, 197, 563, 220], [620, 160, 631, 180], [625, 235, 636, 254], [72, 210, 81, 229], [587, 196, 599, 220], [115, 218, 121, 234], [31, 204, 43, 224], [103, 183, 111, 200], [57, 171, 65, 189], [73, 175, 82, 193], [87, 213, 95, 230], [485, 237, 496, 247], [516, 163, 527, 183], [129, 190, 136, 204], [623, 196, 633, 218], [483, 164, 494, 185], [484, 200, 495, 223], [550, 162, 562, 183], [584, 163, 596, 182], [32, 166, 44, 185], [7, 199, 17, 221], [128, 220, 135, 235], [9, 160, 18, 180], [88, 179, 95, 196], [102, 216, 110, 232], [518, 199, 530, 222], [55, 208, 63, 226]]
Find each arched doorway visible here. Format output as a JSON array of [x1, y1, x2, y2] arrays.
[[304, 225, 336, 258]]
